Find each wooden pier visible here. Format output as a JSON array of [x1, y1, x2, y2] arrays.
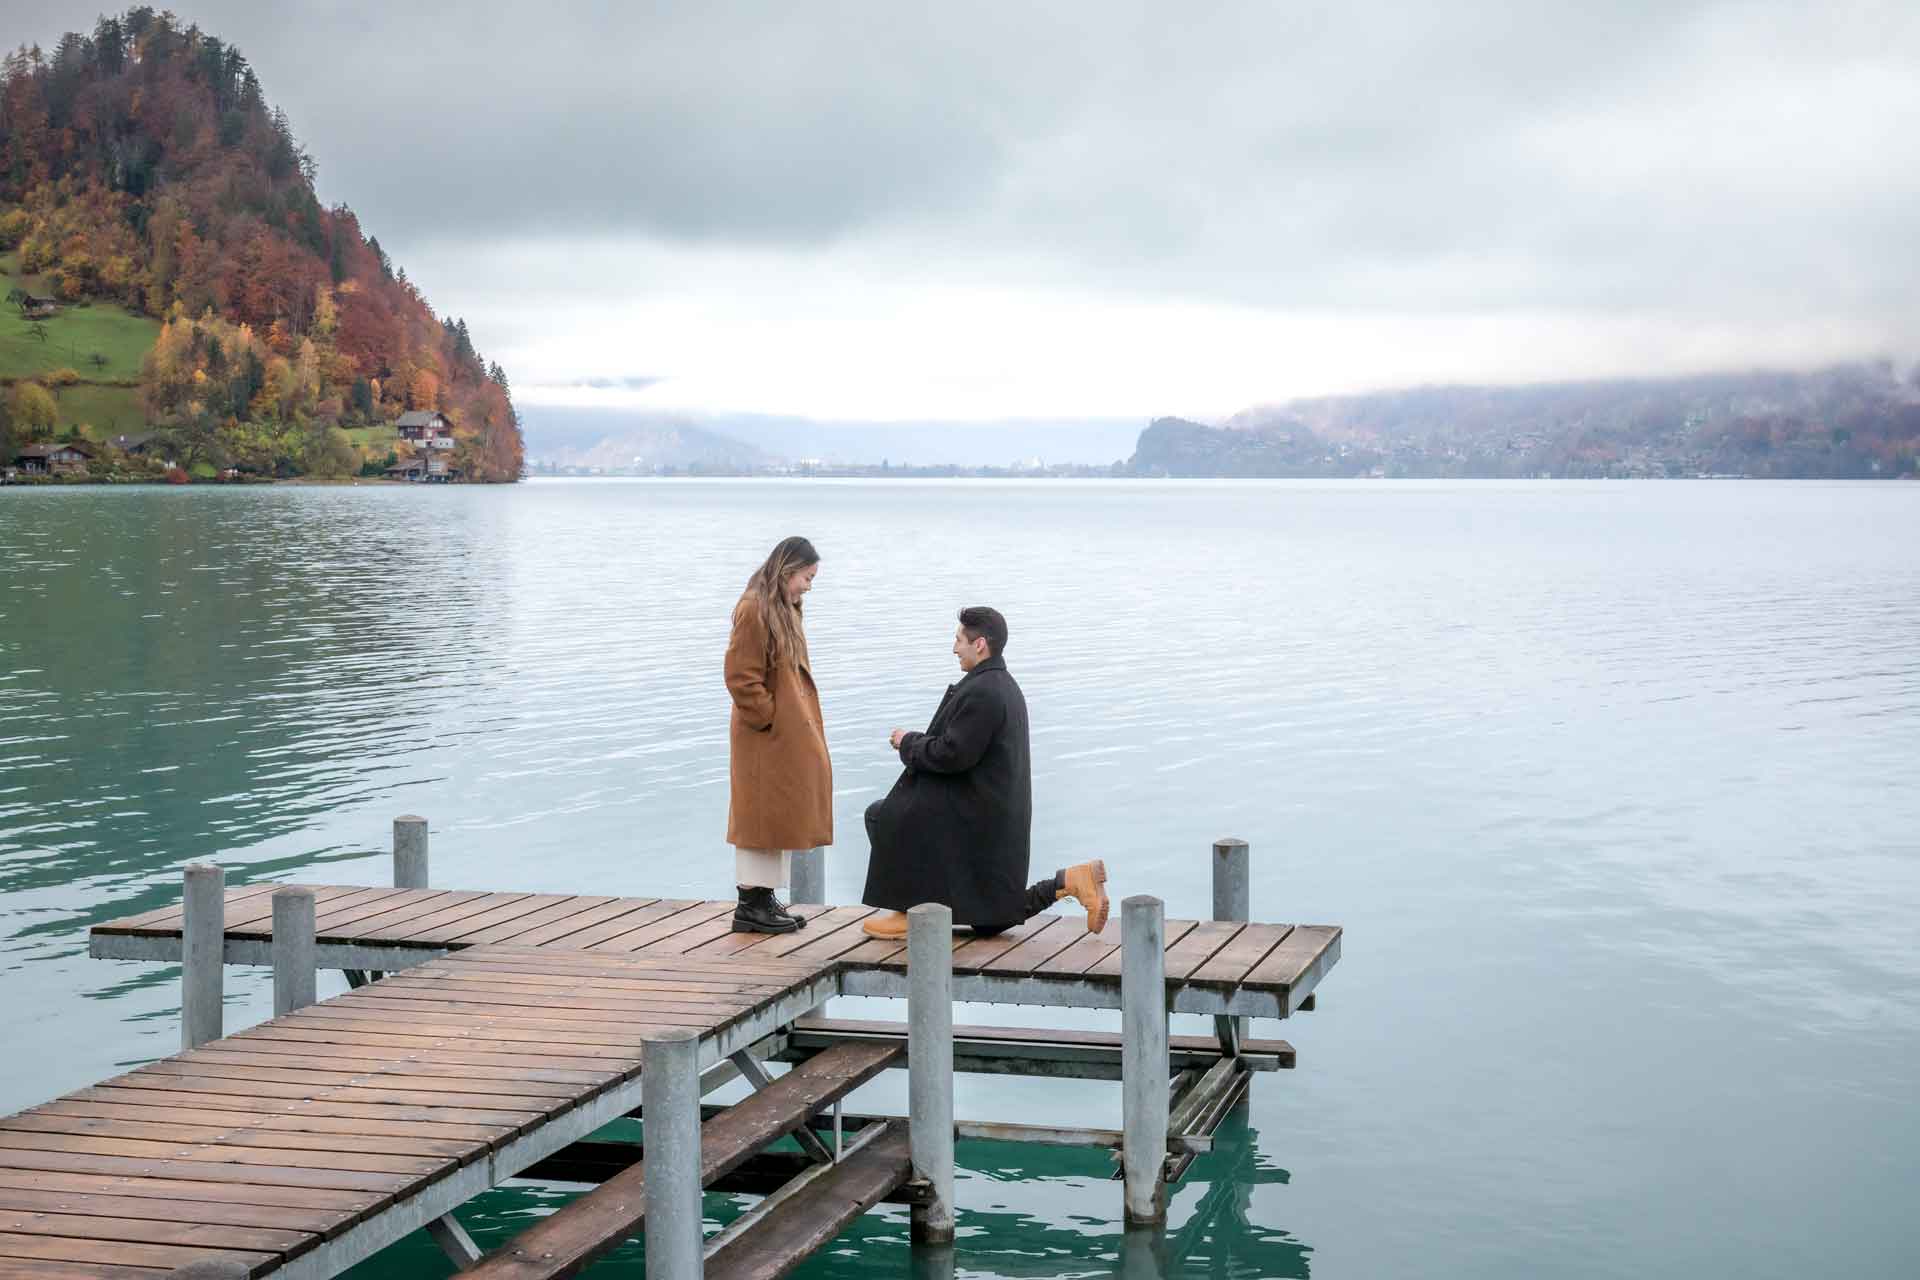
[[1, 825, 1340, 1277]]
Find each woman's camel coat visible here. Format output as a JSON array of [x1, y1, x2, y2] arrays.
[[724, 594, 833, 850]]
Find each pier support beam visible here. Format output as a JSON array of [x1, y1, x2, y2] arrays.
[[643, 1028, 704, 1280], [272, 887, 317, 1017], [393, 815, 430, 889], [1121, 894, 1169, 1226], [1212, 836, 1250, 1051], [789, 846, 825, 906], [180, 862, 224, 1050], [908, 902, 955, 1245]]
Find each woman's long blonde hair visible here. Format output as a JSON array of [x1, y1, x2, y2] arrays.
[[742, 536, 819, 668]]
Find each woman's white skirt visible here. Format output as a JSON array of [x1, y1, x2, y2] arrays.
[[733, 847, 790, 889]]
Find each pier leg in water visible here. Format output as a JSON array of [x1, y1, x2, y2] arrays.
[[644, 1027, 705, 1279], [1212, 836, 1250, 1050], [909, 901, 956, 1245], [1122, 894, 1170, 1226], [790, 845, 825, 906], [181, 861, 224, 1050], [271, 887, 316, 1016], [394, 814, 429, 889]]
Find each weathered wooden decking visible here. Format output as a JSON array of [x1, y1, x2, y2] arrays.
[[0, 944, 840, 1278], [89, 887, 1341, 1018], [7, 881, 1342, 1277]]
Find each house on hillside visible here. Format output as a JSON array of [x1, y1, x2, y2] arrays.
[[110, 432, 160, 456], [395, 410, 455, 448], [13, 442, 96, 475], [18, 293, 59, 320], [384, 455, 459, 483]]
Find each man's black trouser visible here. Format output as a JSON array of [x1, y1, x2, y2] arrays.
[[968, 871, 1064, 937]]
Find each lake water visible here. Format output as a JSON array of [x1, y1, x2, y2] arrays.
[[2, 478, 1916, 1278]]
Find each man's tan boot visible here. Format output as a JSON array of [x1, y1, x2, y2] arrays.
[[1056, 860, 1109, 932], [861, 910, 909, 939]]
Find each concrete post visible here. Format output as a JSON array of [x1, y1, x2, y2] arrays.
[[907, 902, 955, 1245], [180, 862, 224, 1051], [1211, 837, 1249, 925], [1212, 837, 1250, 1049], [271, 887, 317, 1017], [643, 1027, 704, 1279], [393, 815, 429, 889], [789, 846, 826, 906], [1121, 894, 1169, 1226]]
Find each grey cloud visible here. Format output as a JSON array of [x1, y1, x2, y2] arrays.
[[21, 0, 1920, 329]]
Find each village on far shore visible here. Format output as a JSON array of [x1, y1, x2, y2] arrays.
[[3, 410, 462, 486]]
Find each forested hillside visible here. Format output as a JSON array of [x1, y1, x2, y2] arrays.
[[0, 8, 522, 480]]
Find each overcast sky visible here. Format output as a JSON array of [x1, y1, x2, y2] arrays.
[[24, 1, 1920, 419]]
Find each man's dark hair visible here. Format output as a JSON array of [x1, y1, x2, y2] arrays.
[[958, 606, 1008, 658]]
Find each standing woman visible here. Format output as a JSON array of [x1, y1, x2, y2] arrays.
[[723, 536, 832, 933]]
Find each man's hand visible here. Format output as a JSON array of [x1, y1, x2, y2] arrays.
[[889, 728, 908, 750]]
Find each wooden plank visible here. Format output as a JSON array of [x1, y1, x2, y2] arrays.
[[532, 899, 706, 950], [455, 895, 621, 946], [1030, 914, 1122, 977], [459, 1042, 899, 1280], [0, 1148, 413, 1195], [344, 892, 534, 943], [0, 1112, 479, 1163], [429, 950, 821, 983], [388, 967, 797, 1000], [403, 893, 576, 945], [91, 882, 282, 935], [701, 1122, 912, 1280], [0, 1167, 373, 1215], [322, 889, 493, 943], [358, 972, 777, 1012], [70, 1086, 537, 1132], [226, 884, 386, 935], [0, 1132, 444, 1179], [949, 916, 1053, 974], [93, 1073, 556, 1118], [304, 991, 745, 1032], [138, 1057, 590, 1101], [492, 896, 662, 948], [261, 1011, 695, 1051], [1186, 923, 1293, 989], [223, 1024, 639, 1066], [1161, 920, 1246, 982], [776, 912, 893, 966], [734, 906, 873, 960], [0, 1206, 310, 1256], [789, 1016, 1294, 1061], [0, 1232, 271, 1274], [0, 1258, 174, 1279], [190, 1045, 616, 1088], [595, 901, 741, 954], [1084, 918, 1198, 979], [1242, 925, 1342, 997], [687, 904, 833, 957], [0, 1185, 340, 1236], [308, 888, 451, 936], [831, 937, 907, 969], [31, 1101, 507, 1148], [977, 915, 1085, 976]]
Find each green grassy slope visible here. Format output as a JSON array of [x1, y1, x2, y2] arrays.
[[1, 251, 157, 434]]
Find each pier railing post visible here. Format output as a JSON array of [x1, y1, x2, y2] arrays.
[[908, 901, 955, 1245], [272, 887, 316, 1017], [789, 846, 825, 906], [1212, 836, 1250, 1049], [180, 862, 224, 1051], [643, 1027, 704, 1279], [1121, 894, 1169, 1226], [393, 815, 429, 889]]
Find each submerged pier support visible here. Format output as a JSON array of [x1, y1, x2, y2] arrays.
[[644, 1028, 705, 1279], [908, 902, 956, 1245], [1121, 894, 1170, 1226]]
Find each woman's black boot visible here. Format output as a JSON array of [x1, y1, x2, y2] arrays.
[[733, 885, 800, 934]]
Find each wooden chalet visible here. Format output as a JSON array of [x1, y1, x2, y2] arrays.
[[395, 410, 455, 448], [12, 441, 96, 474]]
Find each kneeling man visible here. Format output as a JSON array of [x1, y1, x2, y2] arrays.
[[860, 606, 1108, 939]]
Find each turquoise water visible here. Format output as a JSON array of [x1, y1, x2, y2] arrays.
[[2, 479, 1916, 1277]]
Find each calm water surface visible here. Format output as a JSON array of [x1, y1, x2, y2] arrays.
[[2, 479, 1916, 1277]]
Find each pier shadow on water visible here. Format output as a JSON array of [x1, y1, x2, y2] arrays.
[[337, 1108, 1308, 1279]]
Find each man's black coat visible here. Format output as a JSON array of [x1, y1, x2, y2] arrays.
[[861, 655, 1033, 926]]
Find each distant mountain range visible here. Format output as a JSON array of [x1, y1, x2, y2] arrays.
[[1129, 364, 1920, 479], [522, 363, 1920, 480], [519, 406, 1141, 472]]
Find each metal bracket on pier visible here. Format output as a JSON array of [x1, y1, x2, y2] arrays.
[[425, 1212, 483, 1270], [729, 1049, 839, 1165]]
